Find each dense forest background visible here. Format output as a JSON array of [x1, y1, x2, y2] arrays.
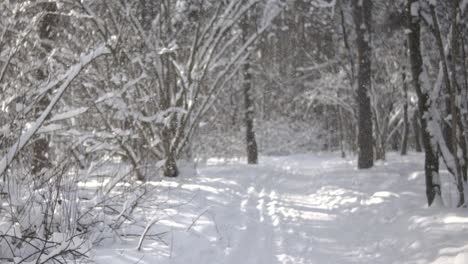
[[1, 0, 468, 262]]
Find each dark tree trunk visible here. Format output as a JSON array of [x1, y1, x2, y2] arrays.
[[353, 0, 373, 169], [163, 152, 179, 178], [460, 27, 468, 182], [337, 107, 346, 158], [32, 2, 57, 176], [243, 60, 258, 165], [159, 1, 180, 178], [448, 0, 464, 206], [406, 0, 440, 206], [401, 65, 409, 155], [412, 110, 423, 152], [242, 12, 258, 165], [161, 60, 180, 178]]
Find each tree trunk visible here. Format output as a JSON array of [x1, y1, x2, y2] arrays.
[[429, 3, 455, 155], [353, 0, 373, 169], [460, 28, 468, 182], [242, 11, 258, 165], [412, 110, 423, 152], [337, 106, 346, 158], [448, 0, 464, 206], [401, 65, 409, 155], [159, 1, 180, 178], [163, 151, 179, 178], [406, 0, 440, 206]]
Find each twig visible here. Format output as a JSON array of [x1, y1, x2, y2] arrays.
[[137, 216, 160, 251], [186, 208, 210, 232]]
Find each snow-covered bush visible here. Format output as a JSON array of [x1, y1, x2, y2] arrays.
[[0, 158, 150, 263], [0, 163, 91, 263]]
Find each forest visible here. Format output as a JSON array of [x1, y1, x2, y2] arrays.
[[1, 0, 468, 263]]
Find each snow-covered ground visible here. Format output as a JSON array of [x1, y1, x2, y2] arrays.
[[94, 152, 468, 264]]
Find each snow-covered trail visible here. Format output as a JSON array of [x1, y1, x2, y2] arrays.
[[95, 153, 468, 264], [214, 153, 426, 264]]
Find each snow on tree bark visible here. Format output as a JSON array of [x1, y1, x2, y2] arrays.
[[406, 0, 440, 206], [448, 0, 464, 206], [242, 9, 258, 165]]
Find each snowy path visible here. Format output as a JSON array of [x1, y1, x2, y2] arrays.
[[95, 153, 468, 264]]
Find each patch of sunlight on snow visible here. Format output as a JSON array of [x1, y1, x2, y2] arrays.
[[191, 219, 213, 232], [340, 196, 358, 204], [205, 157, 227, 165], [159, 219, 186, 228], [267, 201, 278, 216], [455, 252, 468, 264], [277, 206, 336, 221], [373, 191, 399, 198], [270, 190, 278, 199], [240, 199, 248, 212], [322, 159, 349, 169], [408, 171, 422, 181], [443, 216, 468, 224], [77, 179, 109, 188], [439, 246, 466, 256], [362, 196, 385, 205], [285, 187, 361, 210], [409, 216, 428, 228], [198, 177, 239, 187], [272, 216, 280, 226], [257, 198, 265, 222], [300, 211, 336, 221], [204, 157, 242, 165], [181, 184, 219, 194], [277, 253, 305, 264], [362, 192, 398, 206], [146, 181, 179, 188]]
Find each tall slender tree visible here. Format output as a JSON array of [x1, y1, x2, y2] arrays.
[[353, 0, 373, 169], [242, 9, 258, 165], [401, 61, 409, 156], [448, 0, 464, 206], [406, 0, 440, 206]]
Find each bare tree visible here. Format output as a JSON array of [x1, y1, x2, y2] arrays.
[[242, 9, 258, 165], [353, 0, 373, 169]]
